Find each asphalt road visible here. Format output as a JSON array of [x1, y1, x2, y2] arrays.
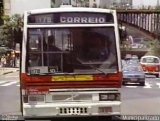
[[0, 71, 20, 115], [0, 72, 160, 120], [121, 75, 160, 115]]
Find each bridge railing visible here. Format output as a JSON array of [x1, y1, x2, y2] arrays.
[[117, 10, 160, 39]]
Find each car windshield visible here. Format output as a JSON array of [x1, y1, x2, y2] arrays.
[[142, 57, 159, 63], [27, 27, 118, 75], [123, 66, 142, 72]]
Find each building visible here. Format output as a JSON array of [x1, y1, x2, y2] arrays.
[[89, 0, 111, 8], [51, 0, 63, 8], [111, 0, 133, 9], [51, 0, 117, 8], [132, 0, 158, 9], [3, 0, 134, 16], [3, 0, 10, 15], [5, 0, 158, 17], [3, 0, 51, 16]]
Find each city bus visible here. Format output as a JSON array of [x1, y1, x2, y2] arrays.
[[140, 55, 160, 78], [20, 6, 122, 119]]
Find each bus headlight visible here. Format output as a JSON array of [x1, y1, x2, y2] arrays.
[[28, 95, 45, 103], [99, 93, 120, 101]]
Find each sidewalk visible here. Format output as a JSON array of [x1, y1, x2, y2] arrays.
[[0, 67, 19, 75]]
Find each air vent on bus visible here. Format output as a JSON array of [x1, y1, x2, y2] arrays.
[[59, 107, 88, 115]]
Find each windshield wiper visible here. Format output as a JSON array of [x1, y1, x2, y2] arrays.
[[87, 64, 107, 75], [69, 63, 107, 75]]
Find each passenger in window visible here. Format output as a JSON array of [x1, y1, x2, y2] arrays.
[[97, 38, 110, 61], [47, 35, 59, 51], [46, 35, 61, 71]]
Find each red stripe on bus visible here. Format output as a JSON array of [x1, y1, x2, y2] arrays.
[[20, 72, 122, 89]]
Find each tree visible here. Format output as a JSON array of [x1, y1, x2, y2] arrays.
[[145, 39, 160, 56], [0, 0, 3, 25], [0, 14, 23, 49]]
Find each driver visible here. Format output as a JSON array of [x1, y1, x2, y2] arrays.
[[86, 32, 110, 61]]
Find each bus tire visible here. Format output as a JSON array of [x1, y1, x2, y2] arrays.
[[122, 81, 125, 85], [156, 74, 159, 78], [140, 82, 145, 86]]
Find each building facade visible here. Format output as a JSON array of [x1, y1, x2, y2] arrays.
[[3, 0, 159, 16], [89, 0, 110, 8], [132, 0, 157, 9], [51, 0, 63, 8], [3, 0, 10, 15], [3, 0, 51, 16]]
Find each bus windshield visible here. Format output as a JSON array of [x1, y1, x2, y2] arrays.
[[27, 27, 118, 75]]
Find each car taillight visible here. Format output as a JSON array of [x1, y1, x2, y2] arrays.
[[99, 93, 120, 101]]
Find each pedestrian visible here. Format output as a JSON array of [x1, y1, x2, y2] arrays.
[[0, 56, 2, 67], [1, 55, 6, 67]]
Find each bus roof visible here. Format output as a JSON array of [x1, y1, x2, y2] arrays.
[[25, 7, 115, 15], [141, 55, 159, 59]]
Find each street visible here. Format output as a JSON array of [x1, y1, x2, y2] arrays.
[[121, 75, 160, 115], [0, 71, 20, 115], [0, 72, 160, 120]]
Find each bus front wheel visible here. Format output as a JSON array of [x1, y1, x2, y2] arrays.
[[156, 74, 159, 78]]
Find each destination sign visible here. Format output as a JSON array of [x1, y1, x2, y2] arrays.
[[60, 16, 105, 23], [28, 12, 114, 24]]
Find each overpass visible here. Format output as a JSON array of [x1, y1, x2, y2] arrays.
[[117, 10, 160, 39], [117, 10, 160, 58]]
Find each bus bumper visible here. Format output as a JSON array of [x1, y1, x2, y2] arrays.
[[23, 101, 121, 118]]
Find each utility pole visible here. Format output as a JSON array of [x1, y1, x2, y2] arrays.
[[69, 0, 71, 5], [157, 0, 159, 6], [156, 0, 160, 40]]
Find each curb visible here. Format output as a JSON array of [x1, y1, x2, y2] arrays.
[[0, 69, 19, 75], [3, 71, 15, 75]]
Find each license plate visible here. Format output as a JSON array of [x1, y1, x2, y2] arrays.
[[130, 78, 137, 81]]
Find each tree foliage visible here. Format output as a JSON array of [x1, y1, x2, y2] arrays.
[[145, 39, 160, 56], [0, 14, 23, 48], [0, 0, 3, 25]]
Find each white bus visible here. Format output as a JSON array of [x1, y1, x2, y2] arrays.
[[20, 6, 122, 120]]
